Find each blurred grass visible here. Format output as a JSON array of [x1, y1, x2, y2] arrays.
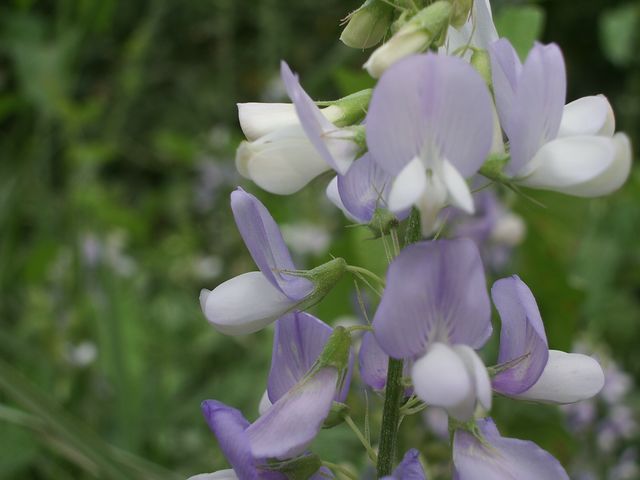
[[0, 0, 639, 478]]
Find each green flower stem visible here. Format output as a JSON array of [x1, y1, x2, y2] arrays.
[[344, 415, 378, 463], [376, 357, 405, 477], [322, 461, 358, 480]]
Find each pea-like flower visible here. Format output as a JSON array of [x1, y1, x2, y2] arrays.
[[200, 188, 344, 335], [372, 238, 493, 421], [453, 418, 570, 479], [366, 54, 494, 235], [489, 39, 632, 196]]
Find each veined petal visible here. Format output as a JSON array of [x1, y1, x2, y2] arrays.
[[201, 401, 258, 480], [441, 160, 474, 214], [243, 128, 333, 195], [557, 95, 615, 138], [506, 42, 566, 175], [258, 390, 272, 416], [281, 62, 354, 174], [385, 449, 426, 480], [549, 132, 631, 197], [516, 135, 617, 193], [326, 176, 360, 222], [412, 343, 474, 419], [188, 470, 239, 480], [491, 276, 549, 395], [238, 103, 299, 141], [489, 38, 522, 131], [201, 272, 297, 335], [515, 350, 605, 404], [388, 157, 428, 213], [453, 418, 569, 480], [366, 54, 493, 177], [268, 312, 332, 402], [248, 368, 339, 459], [373, 239, 491, 359], [337, 153, 398, 223], [231, 189, 313, 299]]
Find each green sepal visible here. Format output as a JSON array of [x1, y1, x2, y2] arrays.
[[264, 453, 323, 480], [367, 208, 400, 238], [479, 153, 511, 182], [471, 49, 493, 91], [450, 0, 473, 28], [332, 90, 372, 128], [408, 1, 453, 37], [323, 402, 351, 428], [287, 258, 347, 312], [340, 0, 394, 49]]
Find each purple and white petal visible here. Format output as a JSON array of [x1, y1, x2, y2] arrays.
[[557, 95, 615, 138], [231, 188, 313, 299], [491, 276, 549, 395], [281, 62, 354, 174], [200, 273, 297, 336], [373, 239, 492, 359], [201, 400, 259, 480], [247, 368, 339, 460], [506, 43, 566, 175], [337, 153, 400, 223], [366, 54, 493, 178], [453, 418, 570, 480], [268, 312, 333, 402], [515, 350, 605, 404]]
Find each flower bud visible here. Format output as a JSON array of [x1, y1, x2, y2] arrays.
[[340, 0, 394, 49], [364, 1, 452, 78]]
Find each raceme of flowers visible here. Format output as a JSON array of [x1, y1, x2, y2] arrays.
[[192, 1, 632, 479]]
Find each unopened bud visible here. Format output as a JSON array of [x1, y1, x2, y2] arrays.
[[340, 0, 394, 49]]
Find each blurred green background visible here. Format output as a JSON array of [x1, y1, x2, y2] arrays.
[[0, 0, 639, 478]]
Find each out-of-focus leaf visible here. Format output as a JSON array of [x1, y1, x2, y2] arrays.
[[599, 4, 639, 67], [495, 5, 546, 60]]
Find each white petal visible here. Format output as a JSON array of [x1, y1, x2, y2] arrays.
[[415, 172, 448, 236], [258, 389, 273, 416], [238, 103, 299, 141], [516, 135, 616, 193], [441, 161, 474, 214], [453, 345, 492, 412], [516, 350, 605, 404], [411, 343, 473, 411], [364, 27, 430, 78], [557, 95, 615, 138], [188, 470, 238, 480], [387, 157, 428, 212], [244, 128, 332, 195], [201, 272, 296, 335], [555, 132, 632, 197]]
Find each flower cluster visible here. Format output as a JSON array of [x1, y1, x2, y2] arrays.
[[192, 1, 632, 479]]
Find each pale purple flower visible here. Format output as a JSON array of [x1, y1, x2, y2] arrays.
[[266, 311, 352, 405], [366, 54, 493, 235], [359, 331, 411, 392], [489, 39, 632, 196], [326, 153, 406, 223], [491, 275, 605, 404], [200, 188, 313, 335], [372, 239, 492, 420], [453, 418, 570, 479], [382, 449, 426, 480]]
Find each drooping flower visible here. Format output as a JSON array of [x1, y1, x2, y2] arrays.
[[372, 239, 492, 420], [491, 275, 605, 403], [200, 188, 343, 335], [453, 418, 570, 479], [489, 39, 632, 196], [382, 449, 427, 480], [366, 54, 494, 235]]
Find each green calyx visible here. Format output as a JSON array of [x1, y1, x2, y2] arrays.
[[331, 90, 372, 128], [405, 1, 453, 47], [323, 402, 351, 428], [285, 257, 347, 313], [479, 153, 511, 183], [471, 49, 493, 91], [264, 453, 322, 480], [316, 326, 352, 372], [368, 208, 400, 238], [450, 0, 473, 28], [340, 0, 394, 49]]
